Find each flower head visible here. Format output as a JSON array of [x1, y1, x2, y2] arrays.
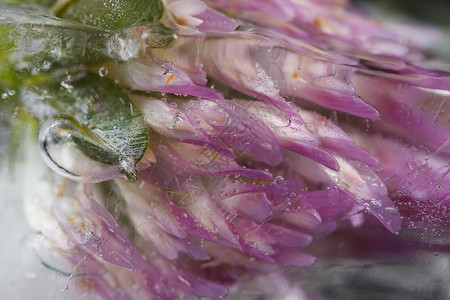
[[1, 0, 449, 299]]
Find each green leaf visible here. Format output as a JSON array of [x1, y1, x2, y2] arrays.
[[0, 0, 56, 8], [23, 74, 149, 181], [0, 5, 118, 69], [0, 4, 173, 76], [54, 0, 164, 30]]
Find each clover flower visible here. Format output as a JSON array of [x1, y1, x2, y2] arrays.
[[0, 0, 448, 299]]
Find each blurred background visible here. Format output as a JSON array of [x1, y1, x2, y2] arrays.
[[356, 0, 450, 25]]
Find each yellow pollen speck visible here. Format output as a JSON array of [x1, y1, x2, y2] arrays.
[[313, 16, 340, 34], [57, 179, 68, 197], [78, 277, 93, 291], [166, 74, 174, 85]]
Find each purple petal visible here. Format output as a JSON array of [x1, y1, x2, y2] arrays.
[[198, 36, 304, 124], [126, 59, 223, 100], [196, 7, 238, 33], [203, 0, 296, 22], [298, 107, 380, 167], [119, 180, 213, 260], [352, 133, 450, 234], [169, 140, 272, 179], [135, 98, 210, 144], [264, 179, 304, 205], [175, 271, 229, 299], [140, 137, 196, 190], [315, 189, 355, 222], [352, 71, 450, 153], [184, 185, 272, 260], [282, 209, 323, 230], [149, 37, 209, 85], [272, 247, 316, 267], [287, 152, 401, 233], [220, 192, 274, 224], [184, 99, 284, 166], [338, 160, 403, 234], [118, 180, 187, 237], [286, 142, 340, 171], [248, 42, 381, 119], [241, 100, 340, 169], [54, 190, 147, 270], [166, 198, 217, 240], [69, 273, 130, 300], [285, 188, 340, 211], [262, 223, 312, 248]]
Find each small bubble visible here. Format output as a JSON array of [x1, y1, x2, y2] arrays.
[[274, 175, 284, 182], [247, 241, 257, 249], [370, 199, 382, 208], [60, 80, 73, 92], [99, 66, 109, 77]]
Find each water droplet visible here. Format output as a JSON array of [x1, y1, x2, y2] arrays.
[[200, 239, 206, 250], [38, 117, 123, 183], [362, 204, 370, 213], [169, 114, 182, 129], [274, 175, 284, 182], [247, 241, 257, 249]]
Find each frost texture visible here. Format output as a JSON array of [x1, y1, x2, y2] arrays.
[[2, 0, 449, 299]]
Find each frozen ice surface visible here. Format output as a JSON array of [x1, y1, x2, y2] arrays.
[[0, 170, 66, 300]]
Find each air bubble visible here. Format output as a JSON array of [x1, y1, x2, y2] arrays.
[[99, 66, 109, 77]]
